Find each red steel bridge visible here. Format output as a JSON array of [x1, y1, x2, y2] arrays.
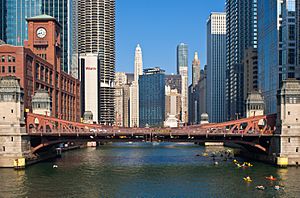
[[26, 113, 277, 154]]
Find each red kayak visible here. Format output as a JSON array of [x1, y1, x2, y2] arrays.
[[265, 177, 277, 181]]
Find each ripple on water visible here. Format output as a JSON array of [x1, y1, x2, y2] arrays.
[[0, 143, 300, 198]]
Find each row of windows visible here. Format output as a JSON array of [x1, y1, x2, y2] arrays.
[[0, 66, 16, 73], [1, 55, 16, 62]]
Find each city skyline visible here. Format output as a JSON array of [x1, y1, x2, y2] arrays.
[[115, 0, 225, 75]]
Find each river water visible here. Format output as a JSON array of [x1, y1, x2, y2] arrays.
[[0, 142, 300, 198]]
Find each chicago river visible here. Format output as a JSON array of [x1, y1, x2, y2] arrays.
[[0, 143, 300, 197]]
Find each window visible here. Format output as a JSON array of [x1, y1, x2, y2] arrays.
[[13, 66, 16, 73], [8, 66, 11, 73], [288, 138, 291, 143], [11, 109, 13, 113], [288, 111, 291, 115], [2, 146, 5, 152], [296, 147, 299, 153], [8, 55, 11, 62], [12, 56, 15, 62], [3, 116, 5, 120], [11, 137, 13, 142], [1, 56, 5, 62], [1, 66, 4, 73], [288, 126, 291, 129]]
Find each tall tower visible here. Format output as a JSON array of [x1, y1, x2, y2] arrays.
[[258, 0, 296, 115], [0, 0, 72, 73], [130, 44, 143, 127], [177, 43, 188, 124], [134, 44, 143, 82], [226, 0, 258, 120], [192, 52, 200, 87], [78, 0, 115, 125], [207, 13, 227, 123]]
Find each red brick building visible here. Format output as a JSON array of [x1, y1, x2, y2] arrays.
[[0, 15, 80, 121]]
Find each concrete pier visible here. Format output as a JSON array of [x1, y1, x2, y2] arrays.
[[0, 76, 31, 168]]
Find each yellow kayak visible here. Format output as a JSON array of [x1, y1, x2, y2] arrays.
[[243, 178, 252, 182]]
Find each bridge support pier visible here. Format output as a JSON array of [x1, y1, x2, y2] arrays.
[[0, 76, 31, 168], [274, 79, 300, 166]]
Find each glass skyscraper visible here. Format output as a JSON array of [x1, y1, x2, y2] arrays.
[[177, 43, 188, 73], [0, 0, 71, 72], [225, 0, 258, 120], [139, 67, 165, 127], [207, 12, 227, 123], [258, 0, 296, 114], [177, 43, 189, 124]]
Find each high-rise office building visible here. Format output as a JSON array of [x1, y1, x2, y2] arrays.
[[79, 0, 115, 125], [258, 0, 296, 114], [189, 52, 201, 124], [192, 52, 200, 87], [139, 67, 165, 127], [243, 48, 258, 101], [115, 72, 127, 126], [130, 44, 143, 127], [225, 0, 258, 120], [177, 43, 188, 124], [297, 0, 300, 73], [207, 12, 226, 123], [0, 0, 72, 73]]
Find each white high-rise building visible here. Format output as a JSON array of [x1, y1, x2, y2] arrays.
[[130, 44, 143, 127], [78, 0, 115, 125]]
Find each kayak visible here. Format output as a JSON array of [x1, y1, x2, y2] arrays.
[[256, 186, 265, 190], [243, 178, 252, 182], [265, 177, 277, 181]]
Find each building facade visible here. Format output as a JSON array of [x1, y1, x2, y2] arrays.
[[192, 52, 200, 87], [189, 52, 201, 124], [130, 44, 143, 127], [243, 48, 258, 101], [0, 15, 80, 121], [226, 0, 258, 120], [177, 43, 188, 124], [139, 67, 165, 127], [78, 0, 115, 125], [114, 72, 127, 126], [0, 0, 72, 73], [199, 67, 207, 121], [207, 12, 226, 123], [258, 0, 297, 114]]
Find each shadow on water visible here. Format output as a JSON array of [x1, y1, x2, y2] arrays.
[[0, 142, 300, 198]]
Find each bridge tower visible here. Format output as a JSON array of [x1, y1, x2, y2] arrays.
[[32, 90, 52, 116], [245, 91, 264, 118], [275, 79, 300, 166], [0, 76, 31, 168]]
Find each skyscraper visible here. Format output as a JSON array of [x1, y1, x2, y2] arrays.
[[130, 44, 143, 127], [139, 67, 165, 127], [258, 0, 296, 114], [189, 52, 201, 124], [79, 0, 115, 125], [192, 52, 201, 87], [177, 43, 188, 124], [225, 0, 258, 120], [207, 12, 227, 123], [0, 0, 71, 73]]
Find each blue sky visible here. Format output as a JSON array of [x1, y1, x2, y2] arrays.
[[116, 0, 225, 75]]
